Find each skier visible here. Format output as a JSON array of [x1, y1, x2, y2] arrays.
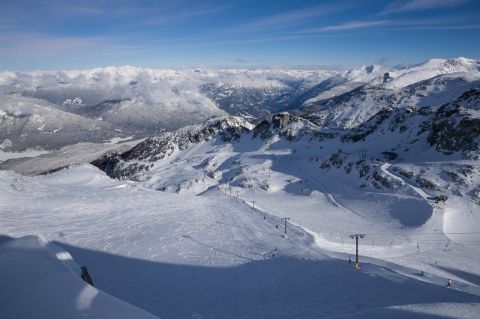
[[447, 278, 452, 288], [81, 266, 94, 286], [348, 256, 352, 264], [272, 247, 277, 259]]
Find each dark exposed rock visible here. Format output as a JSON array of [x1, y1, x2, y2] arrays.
[[344, 162, 353, 174], [471, 185, 480, 204], [444, 171, 467, 186], [415, 176, 438, 190], [357, 161, 370, 178], [427, 113, 480, 158], [392, 167, 414, 179], [428, 194, 448, 203], [382, 152, 398, 161], [93, 116, 251, 179], [341, 108, 393, 142], [272, 113, 290, 129], [252, 113, 320, 142], [329, 151, 347, 168], [373, 171, 393, 189], [383, 72, 391, 83], [252, 120, 273, 139]]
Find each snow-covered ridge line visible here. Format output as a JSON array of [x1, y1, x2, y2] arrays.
[[300, 71, 480, 128]]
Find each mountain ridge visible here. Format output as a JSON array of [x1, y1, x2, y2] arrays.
[[1, 57, 478, 151]]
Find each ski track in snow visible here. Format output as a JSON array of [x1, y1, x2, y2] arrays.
[[381, 163, 431, 199]]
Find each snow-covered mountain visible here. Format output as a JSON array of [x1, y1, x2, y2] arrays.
[[301, 64, 392, 105], [300, 58, 480, 128], [1, 57, 478, 151], [0, 67, 227, 150], [92, 89, 480, 235], [0, 67, 330, 150], [1, 57, 480, 318], [0, 94, 118, 151]]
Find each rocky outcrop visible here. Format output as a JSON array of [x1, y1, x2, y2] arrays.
[[92, 116, 252, 179], [427, 102, 480, 159], [272, 113, 290, 129]]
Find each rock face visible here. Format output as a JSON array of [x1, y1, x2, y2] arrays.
[[472, 185, 480, 204], [337, 89, 480, 160], [252, 113, 318, 141], [428, 114, 480, 158], [92, 116, 253, 179], [272, 113, 290, 129], [426, 89, 480, 159], [383, 72, 391, 83]]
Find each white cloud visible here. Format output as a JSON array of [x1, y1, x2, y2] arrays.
[[383, 0, 471, 14], [66, 6, 105, 15], [230, 2, 357, 32], [0, 32, 111, 57], [142, 5, 229, 26], [301, 15, 478, 33], [313, 20, 390, 32]]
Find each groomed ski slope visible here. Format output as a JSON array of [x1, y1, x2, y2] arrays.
[[1, 165, 480, 318]]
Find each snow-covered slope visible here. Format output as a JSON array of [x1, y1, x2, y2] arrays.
[[95, 104, 480, 240], [0, 234, 159, 319], [0, 94, 119, 151], [0, 138, 142, 175], [1, 165, 479, 318], [300, 58, 480, 128], [302, 64, 391, 105], [382, 57, 480, 90]]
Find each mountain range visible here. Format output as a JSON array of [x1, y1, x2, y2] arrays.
[[1, 57, 480, 319], [2, 57, 477, 152]]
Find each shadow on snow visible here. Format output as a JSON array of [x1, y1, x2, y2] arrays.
[[55, 241, 479, 319]]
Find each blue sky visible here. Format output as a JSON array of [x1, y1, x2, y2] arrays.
[[0, 0, 479, 70]]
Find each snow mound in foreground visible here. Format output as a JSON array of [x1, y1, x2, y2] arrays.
[[0, 235, 159, 319]]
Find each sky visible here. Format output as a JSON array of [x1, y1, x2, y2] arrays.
[[0, 0, 479, 70]]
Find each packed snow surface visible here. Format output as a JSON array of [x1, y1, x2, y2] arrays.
[[1, 165, 479, 318], [0, 235, 160, 319]]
